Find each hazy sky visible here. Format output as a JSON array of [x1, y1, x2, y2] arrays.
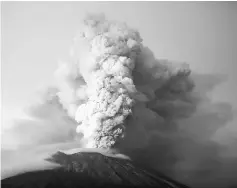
[[2, 2, 237, 130]]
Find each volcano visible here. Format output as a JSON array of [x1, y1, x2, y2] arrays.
[[1, 151, 190, 188]]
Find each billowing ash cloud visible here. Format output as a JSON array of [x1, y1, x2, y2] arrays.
[[52, 14, 237, 188], [55, 14, 194, 150], [2, 13, 237, 188]]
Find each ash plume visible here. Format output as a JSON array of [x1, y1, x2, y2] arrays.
[[2, 14, 237, 188], [55, 14, 193, 150], [53, 14, 237, 188]]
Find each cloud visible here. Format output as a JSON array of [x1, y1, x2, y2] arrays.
[[121, 72, 237, 188], [2, 14, 237, 188], [2, 87, 79, 149]]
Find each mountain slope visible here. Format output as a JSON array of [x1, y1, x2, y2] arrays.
[[2, 151, 190, 188]]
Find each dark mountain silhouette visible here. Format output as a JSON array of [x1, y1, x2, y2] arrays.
[[1, 151, 190, 188]]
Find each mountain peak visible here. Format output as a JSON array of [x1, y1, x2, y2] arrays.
[[2, 151, 190, 188]]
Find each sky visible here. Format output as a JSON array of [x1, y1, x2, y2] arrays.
[[2, 1, 237, 131]]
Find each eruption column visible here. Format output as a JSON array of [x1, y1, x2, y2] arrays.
[[74, 16, 143, 148]]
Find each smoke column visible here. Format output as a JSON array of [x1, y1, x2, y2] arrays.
[[55, 14, 193, 150], [2, 14, 237, 188], [54, 14, 237, 188]]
